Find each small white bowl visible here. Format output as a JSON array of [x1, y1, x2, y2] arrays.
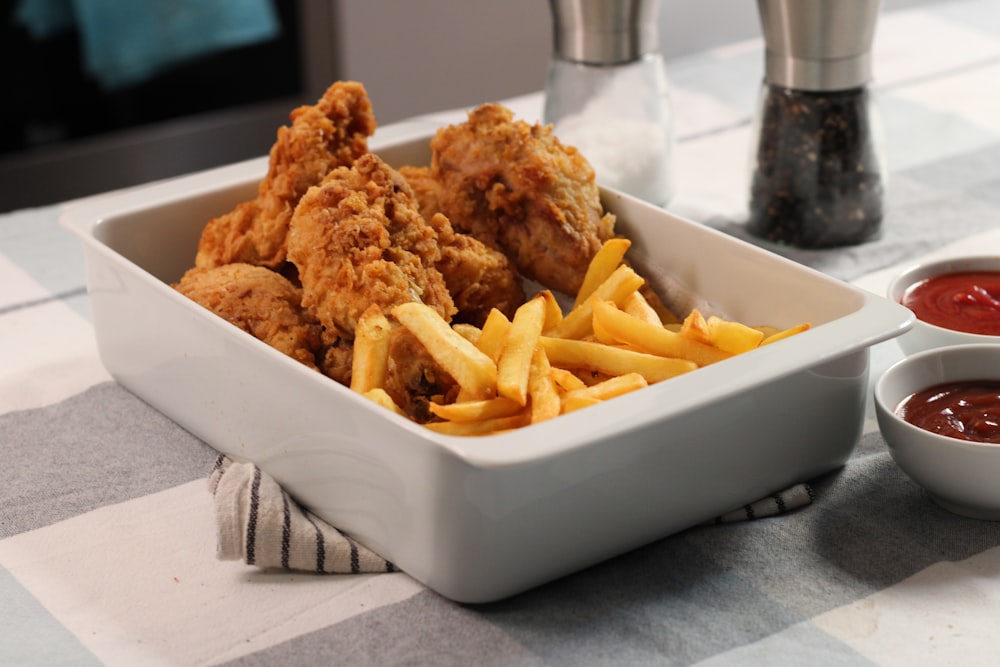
[[875, 343, 1000, 520], [887, 255, 1000, 356]]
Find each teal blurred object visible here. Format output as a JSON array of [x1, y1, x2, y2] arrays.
[[13, 0, 280, 90]]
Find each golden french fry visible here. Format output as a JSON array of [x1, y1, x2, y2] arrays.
[[392, 302, 498, 400], [429, 396, 523, 422], [540, 336, 697, 383], [537, 289, 564, 333], [562, 394, 603, 414], [592, 300, 733, 367], [528, 347, 561, 423], [350, 305, 392, 393], [550, 367, 588, 392], [706, 316, 765, 354], [362, 388, 406, 416], [452, 323, 482, 345], [498, 295, 547, 405], [679, 309, 712, 345], [638, 283, 680, 325], [549, 265, 645, 340], [761, 322, 811, 345], [622, 291, 662, 327], [423, 412, 531, 436], [476, 308, 511, 363], [564, 372, 648, 404], [574, 237, 632, 309]]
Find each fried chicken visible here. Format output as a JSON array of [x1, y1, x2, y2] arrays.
[[287, 152, 456, 340], [383, 325, 459, 423], [174, 263, 323, 369], [403, 164, 525, 325], [422, 103, 617, 296], [195, 81, 376, 270]]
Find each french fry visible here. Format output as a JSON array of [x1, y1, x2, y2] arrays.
[[423, 412, 531, 436], [362, 388, 406, 416], [476, 308, 511, 362], [761, 322, 811, 345], [350, 305, 392, 393], [563, 372, 648, 406], [706, 316, 765, 354], [592, 300, 733, 367], [497, 295, 547, 405], [537, 289, 564, 333], [392, 302, 498, 400], [622, 291, 662, 327], [573, 237, 632, 309], [429, 396, 523, 422], [540, 336, 697, 383], [549, 265, 645, 340], [562, 394, 602, 414], [550, 366, 588, 392], [679, 309, 712, 345], [452, 323, 482, 345], [528, 347, 561, 423]]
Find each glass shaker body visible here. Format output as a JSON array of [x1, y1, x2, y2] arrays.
[[543, 52, 676, 206], [747, 82, 886, 248]]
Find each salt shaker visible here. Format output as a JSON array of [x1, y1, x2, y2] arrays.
[[543, 0, 675, 206], [747, 0, 886, 248]]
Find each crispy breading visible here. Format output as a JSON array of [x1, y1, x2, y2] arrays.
[[405, 162, 526, 325], [287, 152, 456, 339], [424, 103, 616, 296], [195, 81, 376, 269], [174, 263, 322, 369]]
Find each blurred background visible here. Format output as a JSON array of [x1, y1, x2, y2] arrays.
[[1, 0, 940, 212]]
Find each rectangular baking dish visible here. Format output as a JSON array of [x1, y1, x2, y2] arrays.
[[60, 121, 912, 603]]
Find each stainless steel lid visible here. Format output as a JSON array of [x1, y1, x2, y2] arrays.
[[757, 0, 881, 90], [549, 0, 660, 65]]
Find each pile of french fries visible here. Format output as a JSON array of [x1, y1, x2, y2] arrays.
[[349, 238, 809, 436]]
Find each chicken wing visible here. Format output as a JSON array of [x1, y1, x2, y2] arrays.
[[402, 164, 525, 326], [195, 80, 376, 269], [174, 263, 323, 369], [424, 103, 616, 296], [287, 152, 456, 340]]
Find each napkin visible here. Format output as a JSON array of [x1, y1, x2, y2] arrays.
[[209, 455, 813, 575], [208, 455, 396, 574]]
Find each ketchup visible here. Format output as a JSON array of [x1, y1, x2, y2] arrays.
[[897, 380, 1000, 444], [901, 270, 1000, 335]]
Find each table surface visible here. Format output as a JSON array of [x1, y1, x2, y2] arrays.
[[3, 1, 1000, 664]]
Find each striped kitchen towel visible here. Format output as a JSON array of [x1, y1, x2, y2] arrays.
[[208, 453, 813, 576], [208, 454, 396, 574]]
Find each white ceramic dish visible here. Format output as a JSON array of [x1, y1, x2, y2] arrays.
[[887, 255, 1000, 356], [875, 344, 1000, 520], [61, 122, 912, 603]]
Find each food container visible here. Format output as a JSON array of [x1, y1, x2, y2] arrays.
[[888, 255, 1000, 356], [875, 344, 1000, 520], [60, 121, 912, 603]]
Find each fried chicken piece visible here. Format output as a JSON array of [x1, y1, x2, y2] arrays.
[[319, 332, 354, 386], [195, 81, 376, 269], [424, 103, 616, 296], [287, 152, 456, 340], [383, 325, 459, 423], [174, 263, 322, 369], [426, 211, 525, 326], [403, 165, 525, 325]]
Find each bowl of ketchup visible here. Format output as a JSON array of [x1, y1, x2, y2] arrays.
[[888, 255, 1000, 356], [875, 343, 1000, 520]]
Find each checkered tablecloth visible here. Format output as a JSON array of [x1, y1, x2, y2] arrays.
[[3, 1, 1000, 664]]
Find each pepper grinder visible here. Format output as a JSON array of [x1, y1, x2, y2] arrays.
[[747, 0, 886, 248], [543, 0, 674, 206]]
